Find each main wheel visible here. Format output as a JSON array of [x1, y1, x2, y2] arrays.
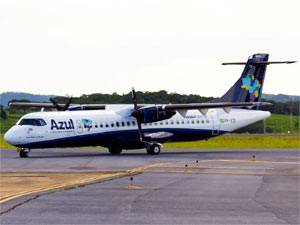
[[146, 144, 161, 155], [108, 147, 122, 155]]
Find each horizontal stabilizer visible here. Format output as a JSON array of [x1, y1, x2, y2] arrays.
[[222, 61, 296, 65]]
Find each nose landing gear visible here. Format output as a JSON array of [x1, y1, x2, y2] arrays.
[[18, 148, 30, 158]]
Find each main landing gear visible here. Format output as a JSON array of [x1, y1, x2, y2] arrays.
[[130, 88, 162, 156], [146, 143, 161, 155], [18, 148, 30, 158]]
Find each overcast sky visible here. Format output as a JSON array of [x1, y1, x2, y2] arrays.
[[0, 0, 299, 98]]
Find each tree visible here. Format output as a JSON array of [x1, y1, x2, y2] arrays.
[[0, 105, 7, 119]]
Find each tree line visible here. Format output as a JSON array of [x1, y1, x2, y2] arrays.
[[54, 91, 300, 116], [6, 90, 300, 116]]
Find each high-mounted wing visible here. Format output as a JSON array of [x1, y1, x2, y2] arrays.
[[131, 101, 271, 123], [8, 101, 106, 111], [9, 102, 63, 109]]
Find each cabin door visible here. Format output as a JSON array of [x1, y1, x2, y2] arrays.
[[76, 120, 83, 134], [211, 110, 220, 135]]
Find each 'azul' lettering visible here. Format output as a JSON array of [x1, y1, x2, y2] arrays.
[[51, 119, 74, 130]]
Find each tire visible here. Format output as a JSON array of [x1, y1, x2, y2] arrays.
[[19, 151, 28, 158], [108, 147, 122, 155], [146, 144, 161, 155]]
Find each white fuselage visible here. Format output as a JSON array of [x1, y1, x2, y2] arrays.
[[4, 106, 270, 150]]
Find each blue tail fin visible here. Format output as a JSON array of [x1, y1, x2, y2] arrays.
[[216, 53, 269, 105]]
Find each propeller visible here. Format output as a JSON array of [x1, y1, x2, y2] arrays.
[[131, 88, 144, 143], [62, 97, 73, 111], [50, 97, 62, 111], [50, 97, 73, 111]]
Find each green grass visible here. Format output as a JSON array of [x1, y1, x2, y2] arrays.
[[266, 114, 299, 134], [0, 135, 14, 148], [1, 135, 299, 149], [164, 135, 299, 149], [0, 110, 28, 134]]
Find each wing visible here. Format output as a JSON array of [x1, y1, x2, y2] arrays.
[[9, 102, 63, 109], [163, 102, 271, 116], [8, 102, 148, 111], [131, 102, 271, 122], [8, 102, 106, 110]]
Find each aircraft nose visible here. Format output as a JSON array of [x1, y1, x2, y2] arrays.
[[4, 127, 18, 146]]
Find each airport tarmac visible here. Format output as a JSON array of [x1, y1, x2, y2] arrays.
[[0, 148, 299, 224]]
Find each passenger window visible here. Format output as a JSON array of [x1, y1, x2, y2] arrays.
[[116, 122, 120, 127], [121, 122, 125, 127], [127, 121, 131, 126]]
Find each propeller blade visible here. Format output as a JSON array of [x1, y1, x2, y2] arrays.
[[50, 97, 62, 111], [136, 118, 144, 143], [62, 97, 73, 111], [131, 88, 138, 110], [131, 88, 144, 143], [50, 97, 72, 111]]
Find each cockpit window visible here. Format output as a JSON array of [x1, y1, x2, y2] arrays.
[[19, 118, 47, 126]]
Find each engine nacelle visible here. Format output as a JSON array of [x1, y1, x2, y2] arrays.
[[132, 106, 176, 123]]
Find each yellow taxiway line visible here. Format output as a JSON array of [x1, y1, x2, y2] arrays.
[[1, 159, 299, 204], [0, 163, 165, 205], [0, 173, 122, 204]]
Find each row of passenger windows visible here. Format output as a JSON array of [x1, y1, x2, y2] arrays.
[[86, 119, 210, 129]]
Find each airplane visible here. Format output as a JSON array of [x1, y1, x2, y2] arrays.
[[4, 53, 296, 157]]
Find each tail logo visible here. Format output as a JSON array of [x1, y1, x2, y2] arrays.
[[241, 75, 261, 101]]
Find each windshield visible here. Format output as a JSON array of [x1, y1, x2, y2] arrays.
[[18, 118, 47, 126]]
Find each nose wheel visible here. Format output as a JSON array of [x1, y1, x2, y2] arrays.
[[18, 148, 30, 158]]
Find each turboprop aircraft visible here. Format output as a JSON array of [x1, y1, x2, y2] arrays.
[[4, 53, 296, 157]]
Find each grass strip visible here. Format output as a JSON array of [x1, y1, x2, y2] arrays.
[[164, 135, 299, 149], [1, 135, 299, 149]]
